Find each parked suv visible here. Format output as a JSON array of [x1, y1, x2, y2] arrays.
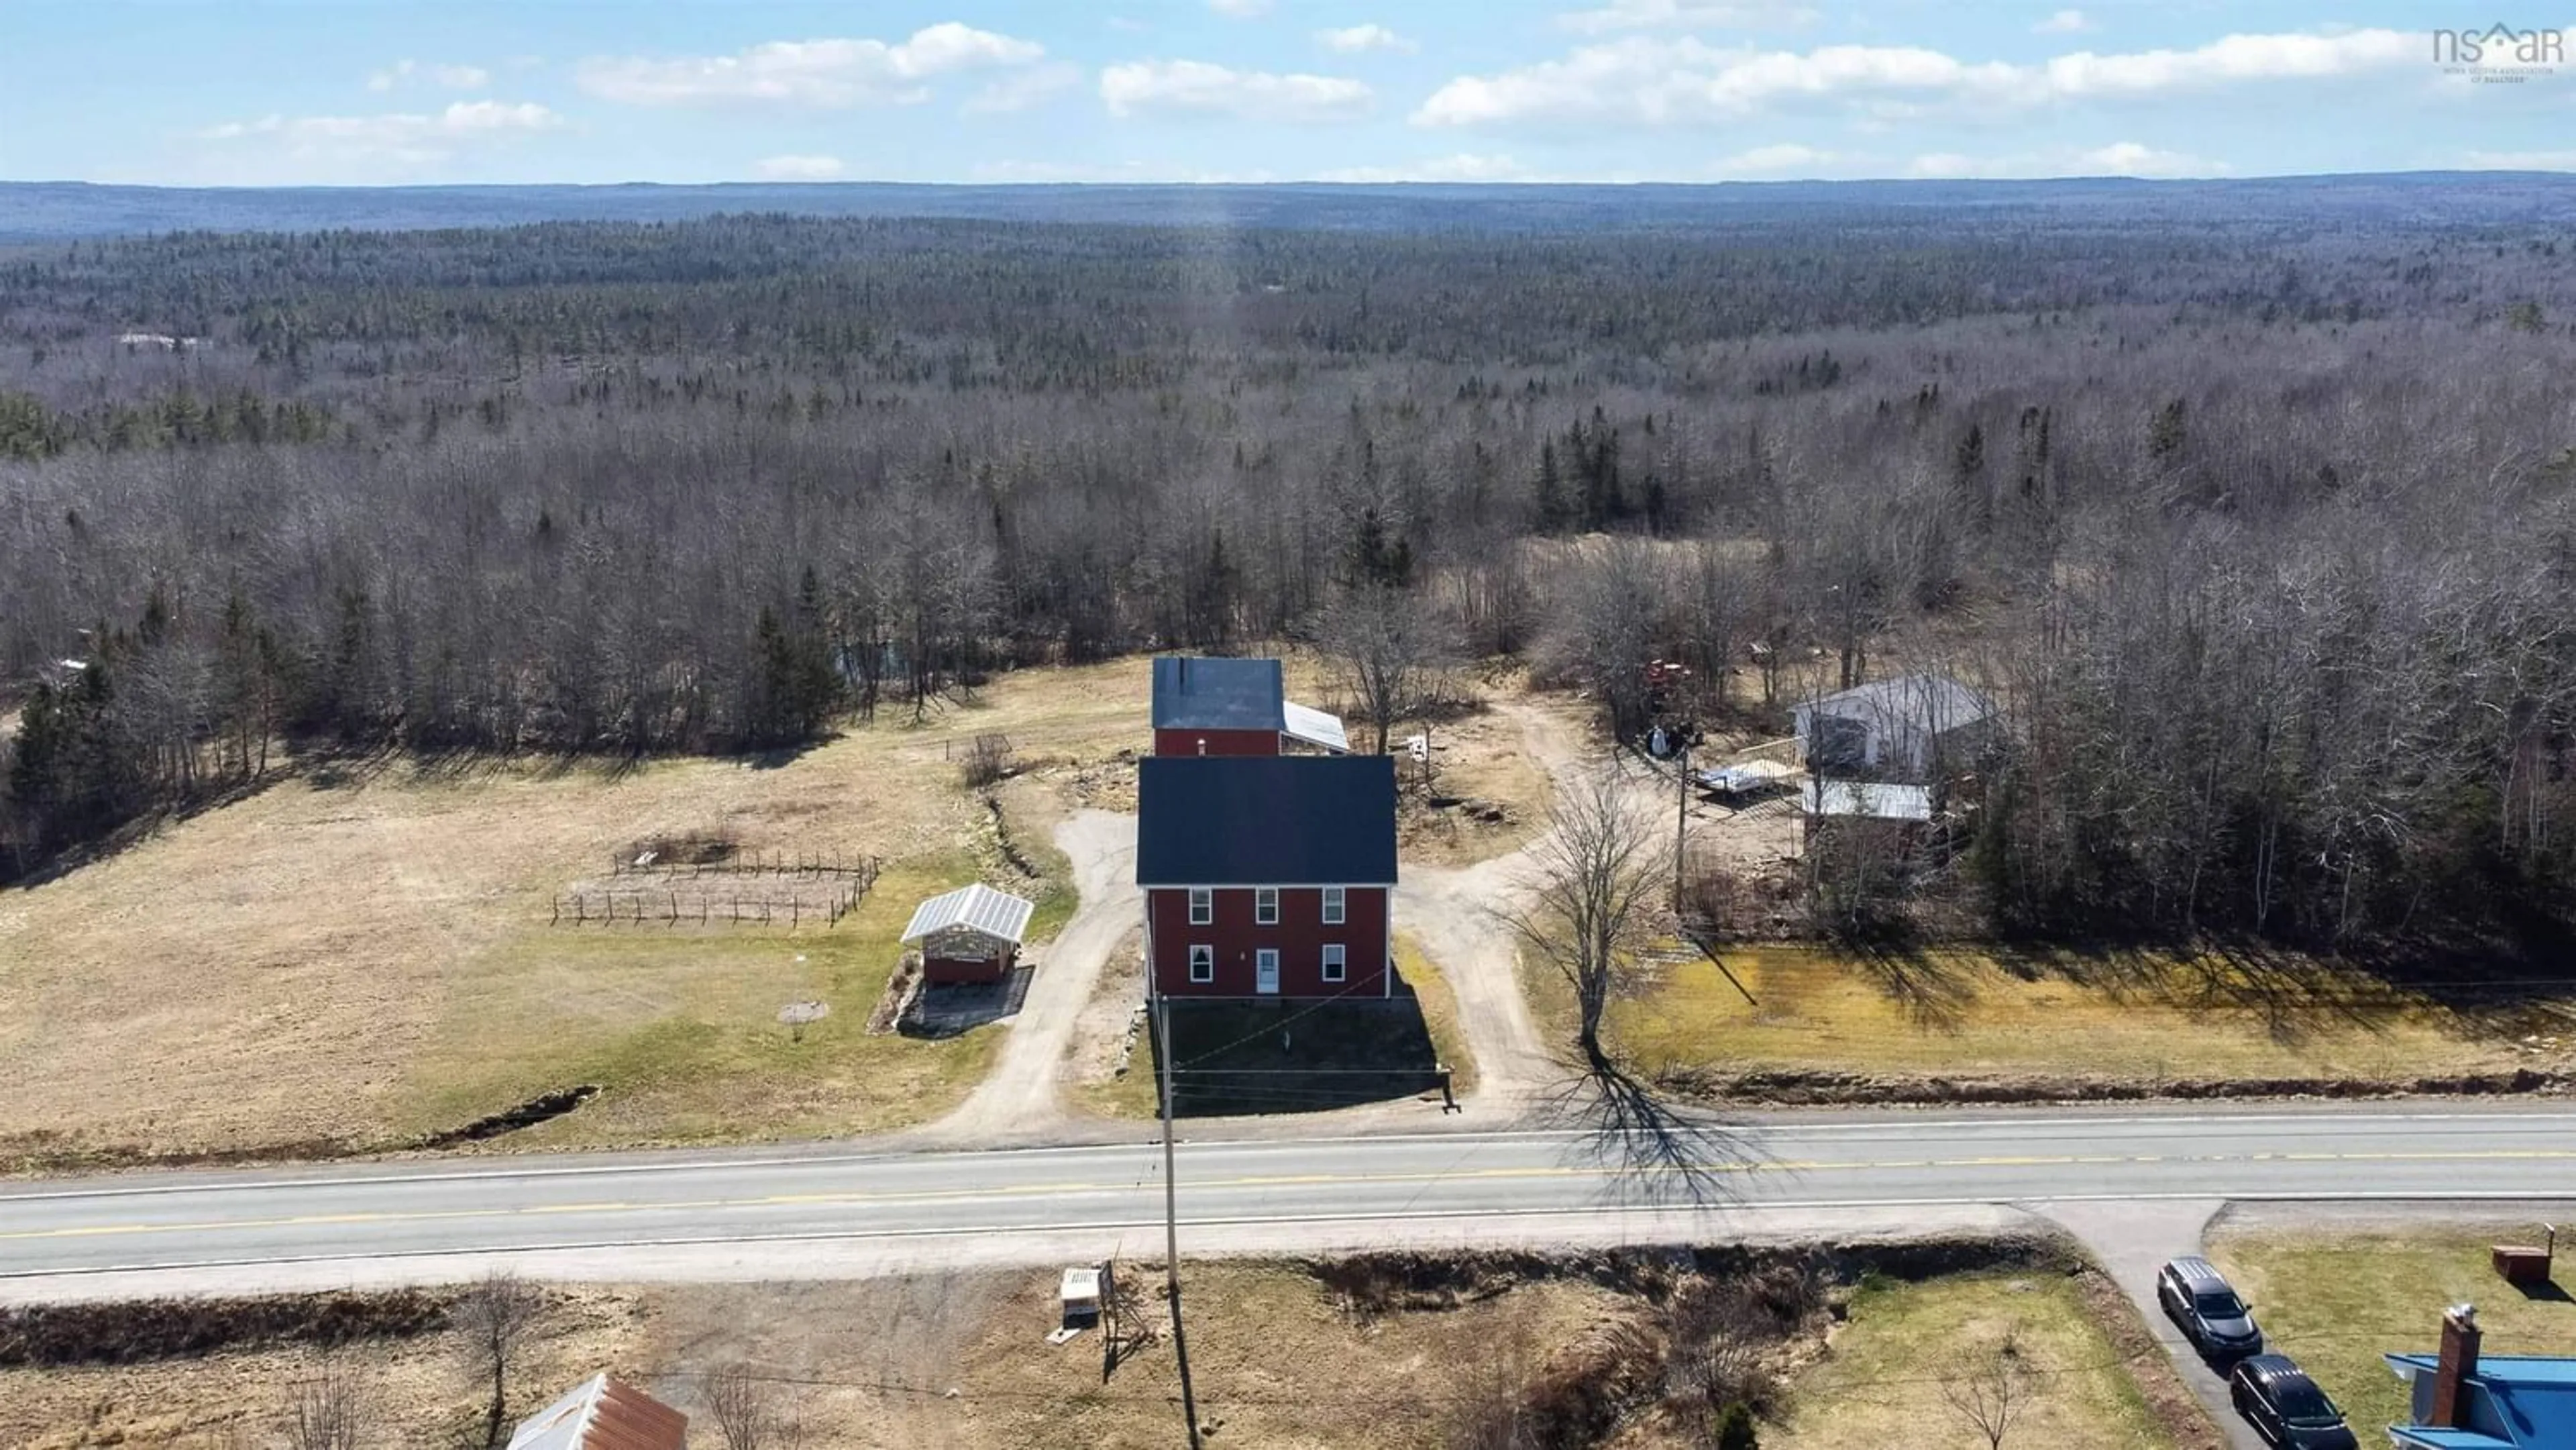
[[2156, 1256, 2263, 1358], [2228, 1354, 2359, 1449]]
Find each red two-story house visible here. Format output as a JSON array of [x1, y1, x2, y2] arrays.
[[1136, 754, 1397, 999], [1150, 656, 1350, 758]]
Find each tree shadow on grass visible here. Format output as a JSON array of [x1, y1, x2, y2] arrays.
[[1827, 921, 1977, 1033], [1985, 933, 2576, 1051]]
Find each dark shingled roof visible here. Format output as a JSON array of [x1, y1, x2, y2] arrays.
[[1150, 656, 1285, 732], [1136, 755, 1397, 886]]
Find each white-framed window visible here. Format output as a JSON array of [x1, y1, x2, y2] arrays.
[[1189, 944, 1215, 983], [1322, 943, 1346, 982], [1187, 888, 1212, 926], [1322, 886, 1346, 925], [1255, 887, 1279, 925]]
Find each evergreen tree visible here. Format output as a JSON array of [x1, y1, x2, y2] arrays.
[[1716, 1402, 1760, 1450], [1536, 437, 1566, 533]]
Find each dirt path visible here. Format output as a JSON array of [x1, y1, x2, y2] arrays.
[[1395, 696, 1598, 1119], [913, 809, 1136, 1143]]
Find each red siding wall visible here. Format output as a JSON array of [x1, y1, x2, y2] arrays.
[[1151, 727, 1281, 758], [1146, 886, 1390, 998], [923, 947, 1015, 986]]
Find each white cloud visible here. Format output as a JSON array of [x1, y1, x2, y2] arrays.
[[1557, 0, 1819, 34], [1415, 27, 2418, 127], [1711, 141, 1835, 174], [2038, 29, 2414, 97], [578, 23, 1045, 108], [197, 101, 563, 168], [1313, 153, 1533, 182], [753, 153, 847, 179], [965, 60, 1083, 113], [2033, 9, 2094, 34], [971, 158, 1280, 183], [2075, 140, 2228, 176], [1416, 38, 2019, 126], [1101, 60, 1374, 121], [1904, 152, 1992, 179], [1907, 141, 2230, 178], [2463, 148, 2576, 170], [1317, 24, 1417, 54], [1208, 0, 1273, 15], [366, 58, 491, 93]]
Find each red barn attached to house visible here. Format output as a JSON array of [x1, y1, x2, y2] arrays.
[[1150, 656, 1351, 758], [900, 882, 1036, 986], [1136, 754, 1397, 999]]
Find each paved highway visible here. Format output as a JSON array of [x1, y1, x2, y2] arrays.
[[6, 1107, 2573, 1292]]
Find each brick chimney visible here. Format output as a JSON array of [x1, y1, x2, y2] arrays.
[[2432, 1302, 2482, 1428]]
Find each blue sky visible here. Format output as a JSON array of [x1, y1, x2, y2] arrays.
[[3, 1, 2572, 185]]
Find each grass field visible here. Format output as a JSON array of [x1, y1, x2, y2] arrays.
[[1601, 943, 2574, 1092], [0, 649, 1555, 1168], [1770, 1270, 2177, 1449], [0, 1254, 2181, 1449], [2208, 1228, 2576, 1437], [0, 661, 1160, 1169]]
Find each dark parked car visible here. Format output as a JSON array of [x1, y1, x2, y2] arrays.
[[2157, 1256, 2263, 1357], [2228, 1354, 2359, 1449]]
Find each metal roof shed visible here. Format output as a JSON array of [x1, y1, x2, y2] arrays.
[[1281, 699, 1351, 754], [1803, 778, 1935, 821], [507, 1374, 688, 1450], [901, 882, 1036, 947]]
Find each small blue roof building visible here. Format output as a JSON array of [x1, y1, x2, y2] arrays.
[[2387, 1306, 2576, 1449]]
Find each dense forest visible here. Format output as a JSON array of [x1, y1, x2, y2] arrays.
[[3, 187, 2573, 953]]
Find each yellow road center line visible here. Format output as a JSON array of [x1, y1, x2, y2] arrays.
[[8, 1149, 2574, 1243]]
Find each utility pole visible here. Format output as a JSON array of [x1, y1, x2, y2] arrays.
[[1157, 995, 1204, 1449], [1674, 738, 1690, 914]]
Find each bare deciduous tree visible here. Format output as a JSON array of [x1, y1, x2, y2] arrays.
[[454, 1270, 545, 1449], [705, 1361, 789, 1450], [1320, 583, 1450, 757], [284, 1353, 372, 1450], [1511, 770, 1670, 1074], [1440, 1329, 1542, 1450], [1941, 1328, 2031, 1450]]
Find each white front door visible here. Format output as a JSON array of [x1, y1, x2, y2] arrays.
[[1255, 949, 1280, 995]]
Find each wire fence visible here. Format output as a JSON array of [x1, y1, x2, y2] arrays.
[[553, 855, 882, 928]]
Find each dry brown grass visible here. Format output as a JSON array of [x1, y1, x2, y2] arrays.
[[0, 650, 1562, 1168], [0, 1286, 653, 1450], [0, 1259, 2180, 1449], [0, 662, 1157, 1168], [1602, 943, 2576, 1092], [1763, 1271, 2174, 1449]]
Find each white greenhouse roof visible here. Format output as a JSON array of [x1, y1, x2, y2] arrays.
[[1282, 699, 1351, 753], [901, 882, 1036, 946], [1803, 778, 1935, 822]]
